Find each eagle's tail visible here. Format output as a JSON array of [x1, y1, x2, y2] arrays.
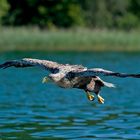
[[103, 81, 115, 88]]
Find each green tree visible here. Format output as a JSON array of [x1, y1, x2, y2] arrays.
[[0, 0, 9, 24], [2, 0, 140, 29], [80, 0, 130, 28], [4, 0, 84, 28]]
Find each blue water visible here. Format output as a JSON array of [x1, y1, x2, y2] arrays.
[[0, 52, 140, 140]]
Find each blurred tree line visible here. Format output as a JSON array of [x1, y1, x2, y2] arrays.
[[0, 0, 140, 30]]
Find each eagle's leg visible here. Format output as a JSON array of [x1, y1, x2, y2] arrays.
[[85, 91, 95, 101], [97, 94, 104, 104], [42, 76, 50, 83]]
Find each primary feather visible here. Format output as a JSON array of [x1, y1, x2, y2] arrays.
[[69, 68, 140, 78]]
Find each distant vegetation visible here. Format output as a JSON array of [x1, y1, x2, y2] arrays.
[[0, 27, 140, 52], [0, 1, 140, 52], [0, 0, 140, 30]]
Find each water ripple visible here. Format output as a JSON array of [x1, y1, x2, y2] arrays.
[[0, 52, 140, 140]]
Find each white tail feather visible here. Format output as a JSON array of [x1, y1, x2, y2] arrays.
[[103, 81, 115, 88]]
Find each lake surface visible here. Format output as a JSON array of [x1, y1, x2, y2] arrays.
[[0, 51, 140, 140]]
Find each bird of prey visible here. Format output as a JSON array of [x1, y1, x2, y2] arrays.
[[0, 58, 140, 104]]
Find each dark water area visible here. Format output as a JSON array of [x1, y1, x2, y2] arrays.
[[0, 51, 140, 140]]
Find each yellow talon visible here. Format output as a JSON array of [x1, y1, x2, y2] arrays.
[[97, 95, 104, 104], [86, 92, 95, 101]]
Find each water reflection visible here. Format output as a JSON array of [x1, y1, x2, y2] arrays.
[[0, 52, 140, 139]]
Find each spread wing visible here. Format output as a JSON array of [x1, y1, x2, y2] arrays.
[[0, 58, 62, 73], [68, 68, 140, 78]]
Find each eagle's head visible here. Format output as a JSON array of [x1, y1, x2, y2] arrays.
[[42, 73, 65, 84], [48, 73, 65, 82]]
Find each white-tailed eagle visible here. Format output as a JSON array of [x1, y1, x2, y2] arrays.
[[0, 58, 140, 104]]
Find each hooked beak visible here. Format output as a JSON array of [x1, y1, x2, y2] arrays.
[[42, 77, 49, 83]]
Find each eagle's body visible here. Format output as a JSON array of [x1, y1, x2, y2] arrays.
[[1, 58, 140, 104]]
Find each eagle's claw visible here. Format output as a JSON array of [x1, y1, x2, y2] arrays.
[[86, 92, 95, 101], [97, 95, 104, 104]]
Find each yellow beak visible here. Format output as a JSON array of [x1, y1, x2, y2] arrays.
[[42, 77, 49, 83]]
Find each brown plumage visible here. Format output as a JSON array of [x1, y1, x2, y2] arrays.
[[1, 58, 140, 104]]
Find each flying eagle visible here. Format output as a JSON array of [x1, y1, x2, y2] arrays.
[[0, 58, 140, 104]]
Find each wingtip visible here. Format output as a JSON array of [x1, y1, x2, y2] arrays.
[[0, 62, 12, 69], [0, 64, 5, 69]]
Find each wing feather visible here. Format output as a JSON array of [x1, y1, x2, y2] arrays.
[[0, 58, 61, 73], [69, 68, 140, 78]]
